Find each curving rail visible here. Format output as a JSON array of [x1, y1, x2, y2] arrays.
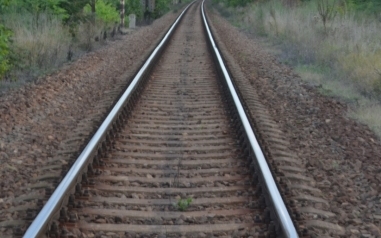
[[23, 1, 298, 237]]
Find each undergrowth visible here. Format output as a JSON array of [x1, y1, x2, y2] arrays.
[[0, 0, 186, 85], [0, 24, 12, 79]]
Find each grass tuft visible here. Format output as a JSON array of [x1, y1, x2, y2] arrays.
[[176, 197, 192, 211], [1, 12, 72, 81]]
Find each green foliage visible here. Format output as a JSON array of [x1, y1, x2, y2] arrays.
[[350, 0, 381, 9], [59, 0, 89, 23], [374, 70, 381, 98], [153, 0, 171, 18], [340, 0, 381, 16], [84, 0, 119, 24], [0, 0, 176, 83], [0, 24, 12, 80], [2, 0, 68, 18], [213, 0, 253, 8], [231, 0, 252, 7], [176, 197, 193, 211], [0, 0, 11, 12], [125, 0, 144, 18]]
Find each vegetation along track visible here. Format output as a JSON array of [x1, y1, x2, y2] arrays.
[[19, 1, 301, 237]]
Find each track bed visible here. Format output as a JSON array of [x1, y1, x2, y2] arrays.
[[68, 3, 266, 237], [16, 1, 300, 237]]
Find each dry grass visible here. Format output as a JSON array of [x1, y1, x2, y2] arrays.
[[4, 13, 71, 73], [339, 52, 381, 93], [0, 11, 116, 85], [75, 19, 108, 51], [213, 0, 381, 138], [253, 0, 381, 97], [296, 65, 360, 102], [349, 102, 381, 138]]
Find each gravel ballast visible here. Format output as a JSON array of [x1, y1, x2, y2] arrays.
[[0, 11, 180, 236]]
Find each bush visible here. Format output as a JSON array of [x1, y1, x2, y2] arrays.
[[84, 0, 119, 25], [0, 24, 12, 80], [350, 0, 381, 17], [125, 0, 144, 19], [75, 18, 106, 51]]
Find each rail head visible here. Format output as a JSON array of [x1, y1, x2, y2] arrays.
[[22, 2, 195, 237], [200, 1, 299, 238]]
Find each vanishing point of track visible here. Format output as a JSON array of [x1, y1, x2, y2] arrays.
[[23, 1, 298, 237]]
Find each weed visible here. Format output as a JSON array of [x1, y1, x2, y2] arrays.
[[373, 70, 381, 98], [317, 0, 338, 33], [331, 160, 339, 170], [269, 5, 278, 36], [176, 197, 193, 211], [349, 101, 381, 139], [0, 24, 12, 80]]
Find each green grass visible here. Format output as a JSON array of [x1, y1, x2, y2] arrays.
[[296, 63, 381, 139], [295, 65, 360, 103]]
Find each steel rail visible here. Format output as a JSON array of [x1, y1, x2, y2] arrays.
[[201, 1, 299, 237], [23, 3, 194, 237]]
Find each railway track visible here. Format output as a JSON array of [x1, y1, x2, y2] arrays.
[[20, 1, 298, 237]]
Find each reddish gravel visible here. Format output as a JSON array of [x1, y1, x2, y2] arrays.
[[208, 7, 381, 237], [0, 11, 179, 235]]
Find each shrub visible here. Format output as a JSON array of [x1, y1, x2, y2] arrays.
[[125, 0, 144, 19], [84, 0, 119, 25], [317, 0, 338, 33], [75, 18, 106, 51], [0, 24, 12, 80], [153, 0, 172, 18]]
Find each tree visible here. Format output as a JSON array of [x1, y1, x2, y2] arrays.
[[3, 0, 67, 16], [317, 0, 338, 33], [84, 0, 119, 24], [125, 0, 143, 19], [59, 0, 89, 23]]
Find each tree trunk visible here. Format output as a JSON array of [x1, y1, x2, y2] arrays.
[[90, 0, 96, 24], [90, 0, 96, 13], [120, 0, 125, 27]]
